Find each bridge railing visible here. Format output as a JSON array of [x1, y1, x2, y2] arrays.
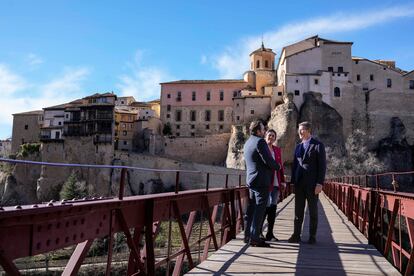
[[324, 171, 414, 276], [0, 158, 292, 275]]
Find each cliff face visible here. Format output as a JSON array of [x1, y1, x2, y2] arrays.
[[299, 92, 345, 155], [377, 117, 413, 190], [267, 95, 299, 165], [225, 125, 248, 170], [0, 152, 40, 206]]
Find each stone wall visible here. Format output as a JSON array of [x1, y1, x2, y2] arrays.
[[163, 133, 231, 165], [112, 152, 245, 196]]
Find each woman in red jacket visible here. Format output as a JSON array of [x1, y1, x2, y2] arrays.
[[262, 129, 286, 241]]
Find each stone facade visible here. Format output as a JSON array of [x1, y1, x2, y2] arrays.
[[11, 110, 43, 153], [0, 139, 11, 157]]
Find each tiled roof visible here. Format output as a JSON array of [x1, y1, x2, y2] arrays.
[[13, 110, 43, 116]]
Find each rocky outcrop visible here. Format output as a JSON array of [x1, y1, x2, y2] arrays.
[[299, 92, 345, 155], [267, 94, 299, 165], [377, 117, 413, 190], [0, 153, 40, 206], [225, 125, 248, 169]]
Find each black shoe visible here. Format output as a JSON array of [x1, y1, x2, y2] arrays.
[[308, 236, 316, 244], [244, 237, 250, 244], [265, 234, 279, 242], [249, 240, 271, 247], [288, 235, 301, 243], [259, 233, 266, 240]]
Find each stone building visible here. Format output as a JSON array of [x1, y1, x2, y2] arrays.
[[40, 104, 66, 142], [63, 93, 116, 144], [115, 107, 137, 151], [0, 139, 11, 157], [11, 110, 43, 153]]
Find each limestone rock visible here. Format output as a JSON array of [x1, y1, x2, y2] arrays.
[[299, 92, 345, 155], [267, 95, 299, 165], [225, 125, 248, 169], [377, 117, 413, 191]]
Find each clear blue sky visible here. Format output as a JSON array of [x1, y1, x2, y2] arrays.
[[1, 0, 414, 139]]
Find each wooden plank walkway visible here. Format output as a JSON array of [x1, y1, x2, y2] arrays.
[[187, 193, 400, 275]]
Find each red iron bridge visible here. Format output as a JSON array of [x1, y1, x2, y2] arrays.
[[0, 158, 413, 275]]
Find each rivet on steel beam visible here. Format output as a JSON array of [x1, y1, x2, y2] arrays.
[[99, 196, 104, 199], [92, 197, 97, 200], [0, 207, 4, 211], [15, 205, 22, 209], [32, 204, 38, 208], [60, 200, 66, 204], [47, 202, 54, 207], [72, 198, 77, 201], [83, 197, 87, 201]]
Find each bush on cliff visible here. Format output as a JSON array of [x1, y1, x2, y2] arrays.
[[326, 129, 385, 177], [17, 143, 41, 158]]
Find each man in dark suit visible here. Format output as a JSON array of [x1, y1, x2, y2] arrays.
[[244, 120, 280, 247], [288, 121, 326, 244]]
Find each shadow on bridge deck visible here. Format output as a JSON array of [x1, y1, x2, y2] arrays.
[[186, 193, 400, 275]]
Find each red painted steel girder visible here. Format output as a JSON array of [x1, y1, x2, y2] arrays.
[[0, 187, 248, 261]]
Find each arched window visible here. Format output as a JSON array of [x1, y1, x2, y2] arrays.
[[334, 87, 341, 97], [256, 60, 260, 68], [265, 60, 269, 68]]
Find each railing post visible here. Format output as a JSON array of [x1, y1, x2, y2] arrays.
[[118, 168, 127, 200], [225, 174, 229, 189], [238, 174, 242, 187], [206, 173, 210, 191], [175, 171, 180, 194], [229, 189, 237, 239], [376, 175, 379, 190], [144, 199, 155, 275]]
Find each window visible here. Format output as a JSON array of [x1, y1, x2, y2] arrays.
[[176, 91, 182, 101], [278, 92, 282, 96], [236, 116, 240, 121], [123, 130, 127, 136], [206, 124, 210, 130], [250, 110, 254, 115], [409, 80, 414, 89], [123, 141, 127, 145], [236, 103, 239, 107], [24, 125, 28, 130], [328, 67, 333, 72], [219, 91, 224, 101], [167, 94, 171, 98], [295, 79, 299, 83], [356, 74, 360, 81], [294, 90, 300, 96], [176, 133, 180, 137], [190, 110, 196, 121], [314, 79, 319, 85], [167, 104, 171, 111], [256, 60, 260, 68], [191, 124, 195, 129], [219, 125, 223, 130], [175, 110, 182, 121], [206, 91, 211, 101], [205, 110, 211, 121], [387, 78, 392, 88], [65, 114, 69, 119], [334, 87, 341, 97], [265, 60, 269, 68], [191, 133, 195, 137], [338, 67, 343, 72], [192, 91, 196, 101], [166, 114, 170, 118], [58, 121, 62, 126], [218, 110, 224, 121], [176, 125, 180, 129], [370, 74, 374, 81], [355, 60, 359, 64], [233, 90, 238, 97]]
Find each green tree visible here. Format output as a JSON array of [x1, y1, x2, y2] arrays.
[[60, 172, 88, 200]]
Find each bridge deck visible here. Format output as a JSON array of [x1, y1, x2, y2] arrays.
[[187, 193, 400, 275]]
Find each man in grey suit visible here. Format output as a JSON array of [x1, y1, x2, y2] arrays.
[[244, 120, 280, 247], [288, 121, 326, 244]]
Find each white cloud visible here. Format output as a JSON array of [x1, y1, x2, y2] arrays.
[[117, 50, 173, 101], [0, 64, 28, 95], [0, 67, 90, 135], [212, 5, 414, 78], [26, 53, 44, 66], [41, 67, 90, 98], [200, 55, 208, 65]]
